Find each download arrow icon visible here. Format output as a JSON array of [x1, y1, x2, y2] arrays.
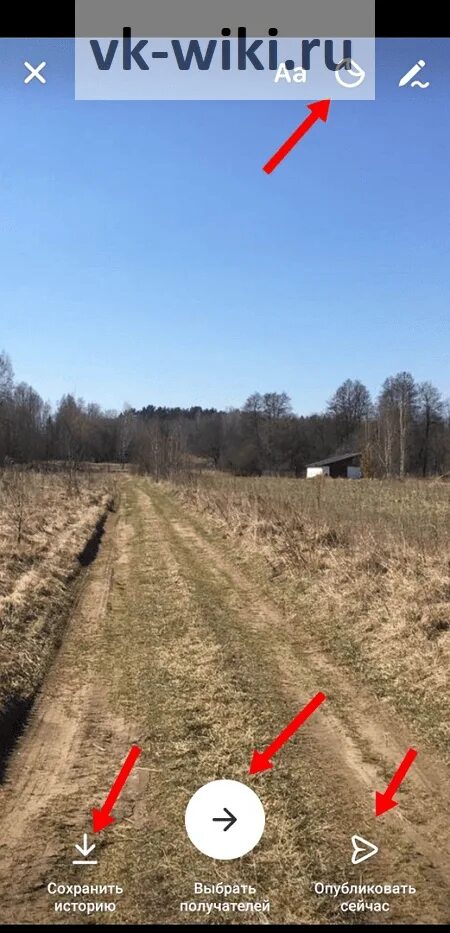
[[74, 833, 96, 858]]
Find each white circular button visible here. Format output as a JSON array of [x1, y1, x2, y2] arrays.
[[185, 779, 265, 861]]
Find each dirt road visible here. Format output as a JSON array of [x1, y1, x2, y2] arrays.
[[1, 477, 449, 924]]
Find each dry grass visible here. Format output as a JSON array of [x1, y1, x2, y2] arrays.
[[91, 480, 351, 925], [1, 474, 447, 923], [174, 472, 450, 757], [0, 468, 115, 724]]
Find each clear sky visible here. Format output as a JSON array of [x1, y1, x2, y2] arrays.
[[1, 38, 448, 414]]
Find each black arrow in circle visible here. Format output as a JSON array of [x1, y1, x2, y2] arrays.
[[212, 807, 237, 832]]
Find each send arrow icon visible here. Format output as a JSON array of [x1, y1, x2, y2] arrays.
[[212, 807, 237, 832], [351, 834, 378, 865]]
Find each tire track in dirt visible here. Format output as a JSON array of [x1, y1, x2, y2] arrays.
[[164, 506, 450, 800], [95, 485, 323, 924], [0, 498, 141, 923], [170, 510, 450, 802], [164, 500, 450, 805]]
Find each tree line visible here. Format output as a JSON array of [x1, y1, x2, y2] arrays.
[[1, 350, 449, 479]]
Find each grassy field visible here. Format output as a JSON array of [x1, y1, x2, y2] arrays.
[[0, 468, 114, 733], [174, 472, 450, 759], [1, 471, 449, 924]]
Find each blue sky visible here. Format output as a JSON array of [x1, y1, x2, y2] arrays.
[[0, 39, 448, 414]]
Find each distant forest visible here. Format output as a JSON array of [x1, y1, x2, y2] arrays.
[[1, 351, 449, 478]]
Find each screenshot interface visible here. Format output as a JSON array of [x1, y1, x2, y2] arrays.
[[0, 2, 449, 927]]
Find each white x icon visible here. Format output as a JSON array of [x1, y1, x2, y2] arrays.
[[24, 61, 47, 85]]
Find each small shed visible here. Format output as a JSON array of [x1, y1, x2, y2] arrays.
[[306, 452, 362, 479]]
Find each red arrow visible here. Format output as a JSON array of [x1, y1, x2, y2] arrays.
[[375, 748, 417, 817], [249, 692, 326, 774], [92, 745, 142, 832], [263, 99, 331, 175]]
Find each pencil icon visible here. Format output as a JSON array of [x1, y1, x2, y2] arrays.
[[399, 59, 426, 87]]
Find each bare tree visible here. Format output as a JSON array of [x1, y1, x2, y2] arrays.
[[262, 392, 292, 420], [0, 352, 14, 464], [327, 379, 372, 445], [117, 405, 137, 467], [132, 418, 187, 479], [378, 373, 417, 478], [242, 393, 265, 471], [416, 381, 444, 476], [0, 351, 13, 399]]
